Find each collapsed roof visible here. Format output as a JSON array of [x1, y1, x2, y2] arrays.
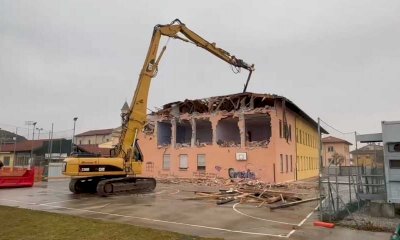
[[155, 92, 328, 134]]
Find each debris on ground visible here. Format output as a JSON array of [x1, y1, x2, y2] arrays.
[[180, 188, 317, 208], [156, 177, 318, 208]]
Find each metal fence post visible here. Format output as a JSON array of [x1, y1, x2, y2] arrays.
[[318, 117, 323, 220]]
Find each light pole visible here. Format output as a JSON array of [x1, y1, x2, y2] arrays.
[[30, 122, 37, 164], [32, 122, 37, 140], [0, 128, 2, 153], [71, 117, 78, 153], [36, 128, 43, 140]]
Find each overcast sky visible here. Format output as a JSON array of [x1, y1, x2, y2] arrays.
[[1, 0, 399, 141]]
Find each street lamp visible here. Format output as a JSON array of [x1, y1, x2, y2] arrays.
[[32, 122, 37, 140], [71, 117, 78, 153], [30, 122, 37, 163], [0, 128, 2, 153], [36, 128, 43, 140]]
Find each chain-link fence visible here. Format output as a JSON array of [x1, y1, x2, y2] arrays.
[[320, 165, 361, 221], [1, 156, 66, 181], [318, 119, 360, 222], [317, 118, 387, 223]]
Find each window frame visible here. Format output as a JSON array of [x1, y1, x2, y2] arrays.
[[285, 155, 288, 173], [162, 154, 171, 170], [3, 156, 10, 166], [197, 154, 206, 171], [179, 154, 188, 170]]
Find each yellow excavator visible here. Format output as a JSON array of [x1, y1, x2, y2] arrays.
[[62, 19, 255, 196]]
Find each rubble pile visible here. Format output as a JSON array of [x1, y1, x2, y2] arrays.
[[157, 177, 319, 208]]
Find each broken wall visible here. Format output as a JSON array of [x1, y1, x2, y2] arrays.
[[176, 120, 192, 146], [195, 119, 212, 145], [244, 114, 271, 146], [216, 117, 240, 146], [157, 121, 172, 146], [139, 93, 302, 183]]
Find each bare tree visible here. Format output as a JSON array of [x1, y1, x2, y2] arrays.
[[329, 152, 345, 166]]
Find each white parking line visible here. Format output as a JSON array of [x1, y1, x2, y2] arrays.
[[154, 190, 166, 195], [39, 203, 290, 238], [285, 200, 323, 238], [44, 198, 89, 205], [1, 196, 322, 239], [232, 203, 297, 226], [168, 189, 180, 195], [0, 198, 289, 238], [0, 199, 37, 205], [43, 188, 72, 194], [232, 201, 322, 239]]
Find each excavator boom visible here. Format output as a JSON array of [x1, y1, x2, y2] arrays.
[[117, 19, 254, 163], [62, 19, 254, 196]]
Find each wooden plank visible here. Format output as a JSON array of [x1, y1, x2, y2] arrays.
[[257, 200, 267, 208], [181, 195, 222, 200], [266, 196, 281, 204], [268, 197, 320, 210], [263, 190, 308, 196], [216, 197, 235, 205]]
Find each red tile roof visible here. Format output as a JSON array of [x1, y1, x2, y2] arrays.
[[75, 128, 113, 137], [322, 136, 352, 145], [0, 140, 46, 152], [77, 144, 111, 157]]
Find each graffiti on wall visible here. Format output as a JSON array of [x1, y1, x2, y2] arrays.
[[228, 168, 256, 179]]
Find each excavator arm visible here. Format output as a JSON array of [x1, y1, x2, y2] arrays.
[[116, 19, 255, 163], [63, 19, 254, 196]]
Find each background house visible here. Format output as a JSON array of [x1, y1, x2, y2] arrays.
[[75, 129, 113, 145], [74, 128, 118, 157], [322, 136, 352, 166], [0, 139, 72, 169], [350, 143, 384, 167]]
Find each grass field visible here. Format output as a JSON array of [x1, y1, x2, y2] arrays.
[[0, 205, 222, 240]]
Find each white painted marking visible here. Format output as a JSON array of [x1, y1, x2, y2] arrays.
[[168, 189, 180, 195], [286, 229, 296, 238], [153, 190, 166, 195], [82, 203, 110, 210], [297, 211, 314, 227], [43, 188, 71, 194], [285, 199, 326, 238], [0, 199, 37, 205], [1, 196, 324, 238], [232, 203, 297, 226], [38, 203, 289, 238], [44, 198, 88, 205]]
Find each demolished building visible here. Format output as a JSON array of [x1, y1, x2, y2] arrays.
[[137, 92, 327, 183]]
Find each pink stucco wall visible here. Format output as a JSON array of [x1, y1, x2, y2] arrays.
[[271, 104, 297, 183], [139, 105, 297, 183]]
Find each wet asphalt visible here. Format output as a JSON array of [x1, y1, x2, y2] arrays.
[[0, 180, 390, 240]]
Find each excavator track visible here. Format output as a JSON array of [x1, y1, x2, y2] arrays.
[[69, 178, 99, 194], [96, 177, 156, 196]]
